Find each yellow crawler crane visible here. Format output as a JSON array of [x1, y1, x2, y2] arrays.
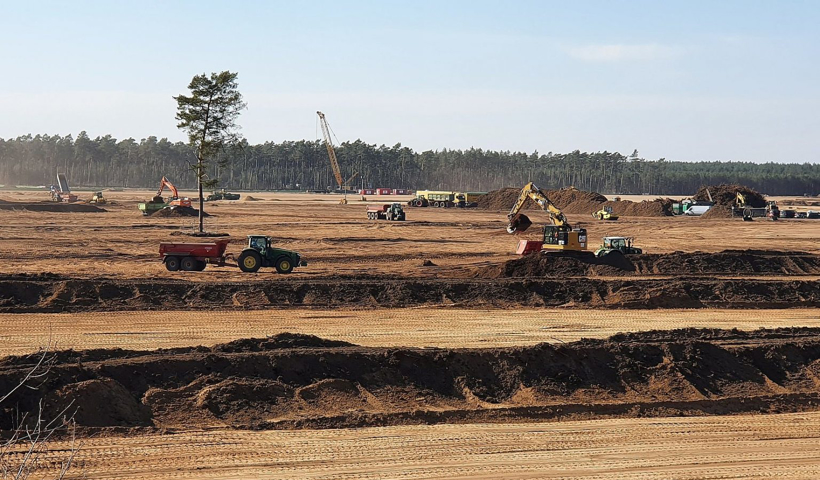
[[317, 111, 348, 204], [506, 182, 588, 255]]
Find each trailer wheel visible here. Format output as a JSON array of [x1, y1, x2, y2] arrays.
[[275, 256, 294, 274], [238, 250, 262, 273], [181, 257, 197, 271], [165, 256, 180, 271]]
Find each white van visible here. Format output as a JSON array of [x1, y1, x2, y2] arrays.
[[684, 205, 712, 216]]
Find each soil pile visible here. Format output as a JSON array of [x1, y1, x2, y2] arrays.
[[0, 201, 106, 213], [243, 196, 260, 201], [477, 250, 820, 278], [475, 186, 671, 216], [693, 184, 766, 208], [153, 206, 210, 217], [4, 329, 820, 431], [3, 270, 820, 311]]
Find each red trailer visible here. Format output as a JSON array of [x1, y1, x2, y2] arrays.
[[375, 188, 392, 195], [158, 239, 231, 271]]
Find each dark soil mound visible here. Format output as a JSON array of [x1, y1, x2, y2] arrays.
[[0, 201, 106, 213], [693, 184, 766, 208], [477, 250, 820, 278], [153, 206, 210, 217], [5, 329, 820, 431], [475, 187, 671, 216]]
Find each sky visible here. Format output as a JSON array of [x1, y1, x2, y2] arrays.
[[1, 0, 818, 162]]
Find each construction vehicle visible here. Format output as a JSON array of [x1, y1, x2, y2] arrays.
[[88, 191, 106, 204], [138, 176, 192, 215], [48, 173, 78, 203], [506, 182, 588, 255], [367, 203, 406, 221], [594, 237, 642, 258], [409, 190, 466, 208], [592, 205, 619, 221], [734, 192, 779, 221], [206, 188, 241, 201], [160, 235, 306, 274], [317, 111, 351, 204]]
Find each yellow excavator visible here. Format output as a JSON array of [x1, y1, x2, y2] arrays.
[[507, 182, 588, 254]]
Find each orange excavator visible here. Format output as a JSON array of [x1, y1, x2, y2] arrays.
[[138, 176, 192, 215]]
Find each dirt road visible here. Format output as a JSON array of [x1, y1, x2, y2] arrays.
[[13, 412, 820, 479], [3, 308, 820, 356]]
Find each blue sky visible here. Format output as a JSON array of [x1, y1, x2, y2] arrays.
[[1, 0, 818, 162]]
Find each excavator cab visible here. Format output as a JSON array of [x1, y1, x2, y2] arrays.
[[543, 225, 587, 250]]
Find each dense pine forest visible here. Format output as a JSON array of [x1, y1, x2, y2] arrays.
[[1, 132, 818, 195]]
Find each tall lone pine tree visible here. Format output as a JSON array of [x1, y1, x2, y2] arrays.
[[174, 71, 245, 232]]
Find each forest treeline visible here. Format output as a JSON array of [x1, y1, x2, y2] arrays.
[[1, 132, 818, 196]]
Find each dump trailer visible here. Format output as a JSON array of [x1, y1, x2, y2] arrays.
[[366, 203, 406, 221], [159, 235, 307, 274], [409, 190, 465, 208]]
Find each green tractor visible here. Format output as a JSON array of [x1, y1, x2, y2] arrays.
[[206, 188, 241, 201], [238, 235, 307, 274], [594, 236, 643, 258]]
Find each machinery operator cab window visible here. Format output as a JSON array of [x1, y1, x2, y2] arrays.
[[251, 237, 267, 251]]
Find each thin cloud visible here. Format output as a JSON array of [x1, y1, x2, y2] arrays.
[[565, 43, 681, 62]]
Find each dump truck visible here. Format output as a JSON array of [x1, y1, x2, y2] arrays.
[[409, 190, 466, 208], [159, 235, 306, 274], [367, 203, 406, 221], [206, 188, 241, 201]]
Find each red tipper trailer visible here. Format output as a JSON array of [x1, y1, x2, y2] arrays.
[[158, 239, 231, 271]]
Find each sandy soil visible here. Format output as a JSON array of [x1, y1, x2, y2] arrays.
[[2, 190, 820, 280], [4, 188, 820, 479], [9, 412, 820, 479], [3, 308, 820, 356]]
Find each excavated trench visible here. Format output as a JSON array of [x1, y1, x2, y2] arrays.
[[3, 329, 820, 432]]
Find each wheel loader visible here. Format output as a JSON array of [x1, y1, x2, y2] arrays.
[[592, 205, 618, 221]]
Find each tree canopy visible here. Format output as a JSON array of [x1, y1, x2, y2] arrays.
[[1, 133, 818, 196]]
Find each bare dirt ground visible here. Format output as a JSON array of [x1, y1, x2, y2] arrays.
[[4, 188, 820, 478], [2, 189, 819, 280], [10, 413, 820, 479], [3, 308, 820, 356]]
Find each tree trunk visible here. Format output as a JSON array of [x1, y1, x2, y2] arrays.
[[198, 156, 204, 233]]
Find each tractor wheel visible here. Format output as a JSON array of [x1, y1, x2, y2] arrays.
[[238, 250, 262, 273], [165, 256, 180, 272], [275, 256, 294, 274], [181, 257, 197, 271]]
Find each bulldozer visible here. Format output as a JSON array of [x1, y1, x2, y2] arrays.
[[592, 205, 619, 221], [89, 191, 106, 204], [506, 182, 588, 255]]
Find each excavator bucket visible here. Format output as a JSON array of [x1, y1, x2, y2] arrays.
[[507, 214, 532, 233]]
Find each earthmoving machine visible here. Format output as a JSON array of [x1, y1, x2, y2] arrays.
[[317, 111, 351, 204], [592, 205, 619, 221], [367, 203, 406, 221], [594, 236, 642, 258], [206, 188, 241, 201], [48, 173, 78, 203], [160, 235, 306, 274], [506, 182, 588, 255], [735, 192, 779, 221], [409, 190, 466, 208], [88, 191, 106, 204], [138, 176, 192, 215]]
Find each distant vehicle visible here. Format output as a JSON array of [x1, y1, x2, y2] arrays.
[[684, 205, 711, 216]]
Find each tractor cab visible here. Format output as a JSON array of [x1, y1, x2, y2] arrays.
[[595, 236, 643, 257], [248, 235, 270, 253]]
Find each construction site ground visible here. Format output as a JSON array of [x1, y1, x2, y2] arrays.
[[3, 189, 820, 479]]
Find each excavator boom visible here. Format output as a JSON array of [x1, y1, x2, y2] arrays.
[[506, 182, 569, 233], [157, 176, 180, 199]]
